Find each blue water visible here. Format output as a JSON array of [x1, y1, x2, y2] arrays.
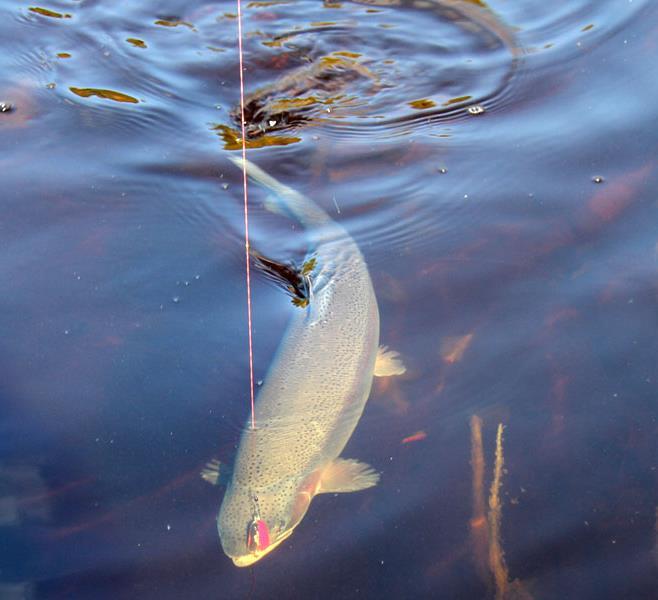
[[1, 0, 657, 598]]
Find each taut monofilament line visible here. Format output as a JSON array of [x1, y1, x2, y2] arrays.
[[235, 0, 256, 430]]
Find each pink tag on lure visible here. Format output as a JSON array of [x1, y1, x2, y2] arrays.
[[247, 519, 271, 552], [255, 519, 270, 550]]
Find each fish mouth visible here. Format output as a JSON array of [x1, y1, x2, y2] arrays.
[[231, 529, 293, 567]]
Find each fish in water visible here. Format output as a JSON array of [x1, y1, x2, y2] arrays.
[[204, 157, 405, 566]]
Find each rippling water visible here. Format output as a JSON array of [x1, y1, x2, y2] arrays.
[[1, 0, 657, 598]]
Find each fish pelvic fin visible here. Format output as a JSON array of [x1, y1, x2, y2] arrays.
[[318, 458, 380, 494], [200, 458, 229, 486], [374, 345, 406, 377]]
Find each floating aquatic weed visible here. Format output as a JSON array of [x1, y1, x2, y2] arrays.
[[212, 124, 300, 149], [444, 95, 473, 107], [247, 0, 294, 7], [69, 87, 139, 104], [29, 6, 72, 19], [153, 19, 196, 31], [126, 38, 147, 48], [409, 98, 437, 110]]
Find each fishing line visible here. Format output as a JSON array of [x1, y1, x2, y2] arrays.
[[236, 0, 256, 430]]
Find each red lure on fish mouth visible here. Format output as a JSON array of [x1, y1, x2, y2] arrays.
[[247, 519, 271, 552], [247, 496, 271, 552]]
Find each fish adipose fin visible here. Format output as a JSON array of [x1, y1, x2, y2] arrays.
[[319, 458, 380, 493], [201, 458, 230, 486], [374, 345, 406, 377]]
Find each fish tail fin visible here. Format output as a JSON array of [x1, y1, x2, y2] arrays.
[[227, 155, 332, 228]]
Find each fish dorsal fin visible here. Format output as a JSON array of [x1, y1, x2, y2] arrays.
[[374, 345, 406, 377], [318, 458, 380, 494], [201, 458, 231, 486], [251, 250, 315, 308]]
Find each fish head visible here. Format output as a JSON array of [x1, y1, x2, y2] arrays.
[[218, 472, 320, 567]]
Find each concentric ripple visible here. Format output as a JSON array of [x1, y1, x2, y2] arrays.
[[214, 0, 522, 139]]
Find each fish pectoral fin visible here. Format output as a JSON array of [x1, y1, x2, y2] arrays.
[[200, 458, 228, 486], [318, 458, 380, 494], [374, 345, 406, 377]]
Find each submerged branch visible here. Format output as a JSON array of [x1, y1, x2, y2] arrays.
[[488, 423, 509, 600], [469, 415, 490, 584]]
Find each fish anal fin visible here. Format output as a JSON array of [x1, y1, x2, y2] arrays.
[[374, 345, 406, 377], [318, 458, 380, 494], [201, 458, 227, 486]]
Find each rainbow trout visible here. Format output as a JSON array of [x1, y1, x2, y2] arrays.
[[207, 157, 405, 566]]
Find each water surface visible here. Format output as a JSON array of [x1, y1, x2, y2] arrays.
[[1, 0, 657, 598]]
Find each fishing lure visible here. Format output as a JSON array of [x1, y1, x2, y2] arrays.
[[247, 496, 271, 552]]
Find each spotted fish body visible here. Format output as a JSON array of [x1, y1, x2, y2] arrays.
[[219, 157, 403, 566]]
